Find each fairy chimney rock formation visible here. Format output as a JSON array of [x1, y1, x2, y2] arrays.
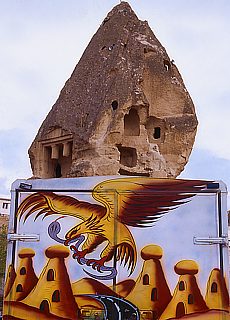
[[205, 268, 229, 311], [29, 2, 198, 179], [160, 260, 208, 320], [4, 264, 17, 299], [5, 248, 38, 302], [23, 245, 79, 320], [127, 245, 172, 318], [141, 244, 163, 260]]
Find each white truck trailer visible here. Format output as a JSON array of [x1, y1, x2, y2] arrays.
[[3, 176, 229, 320]]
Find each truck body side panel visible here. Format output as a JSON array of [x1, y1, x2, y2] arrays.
[[3, 177, 229, 319]]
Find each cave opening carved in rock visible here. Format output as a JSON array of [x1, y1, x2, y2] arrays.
[[117, 146, 137, 168], [124, 108, 140, 136]]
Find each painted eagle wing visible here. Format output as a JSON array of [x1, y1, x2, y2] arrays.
[[92, 178, 209, 227], [17, 192, 106, 222]]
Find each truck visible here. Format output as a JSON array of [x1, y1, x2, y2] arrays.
[[3, 176, 229, 320]]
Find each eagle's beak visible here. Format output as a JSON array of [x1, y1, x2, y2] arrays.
[[64, 227, 81, 246], [64, 235, 81, 246], [64, 239, 71, 246]]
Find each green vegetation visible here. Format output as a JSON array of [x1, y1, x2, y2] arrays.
[[0, 224, 7, 313], [0, 224, 7, 281]]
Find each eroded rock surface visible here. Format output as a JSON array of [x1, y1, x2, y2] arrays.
[[29, 2, 197, 179]]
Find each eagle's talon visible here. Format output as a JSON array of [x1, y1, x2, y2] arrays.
[[98, 267, 103, 273], [92, 263, 98, 270], [71, 252, 86, 265], [86, 258, 107, 271], [94, 264, 102, 272], [78, 257, 86, 265], [86, 259, 98, 267]]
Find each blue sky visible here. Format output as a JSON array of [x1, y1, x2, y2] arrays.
[[0, 0, 229, 207]]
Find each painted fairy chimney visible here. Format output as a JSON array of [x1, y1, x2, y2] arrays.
[[205, 268, 229, 311], [29, 2, 197, 179], [22, 245, 79, 320], [4, 264, 16, 299], [127, 245, 172, 319], [160, 260, 208, 319], [5, 248, 38, 301]]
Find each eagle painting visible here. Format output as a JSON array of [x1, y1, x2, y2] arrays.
[[17, 177, 208, 280]]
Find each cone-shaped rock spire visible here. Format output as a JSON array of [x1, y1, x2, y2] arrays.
[[29, 2, 197, 179], [127, 245, 172, 318]]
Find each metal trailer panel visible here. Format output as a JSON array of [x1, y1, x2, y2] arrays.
[[3, 176, 229, 320]]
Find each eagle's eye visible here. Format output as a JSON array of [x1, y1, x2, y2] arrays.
[[73, 226, 80, 233], [67, 225, 81, 237]]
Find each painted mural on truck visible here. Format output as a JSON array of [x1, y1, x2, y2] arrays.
[[3, 177, 229, 319]]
